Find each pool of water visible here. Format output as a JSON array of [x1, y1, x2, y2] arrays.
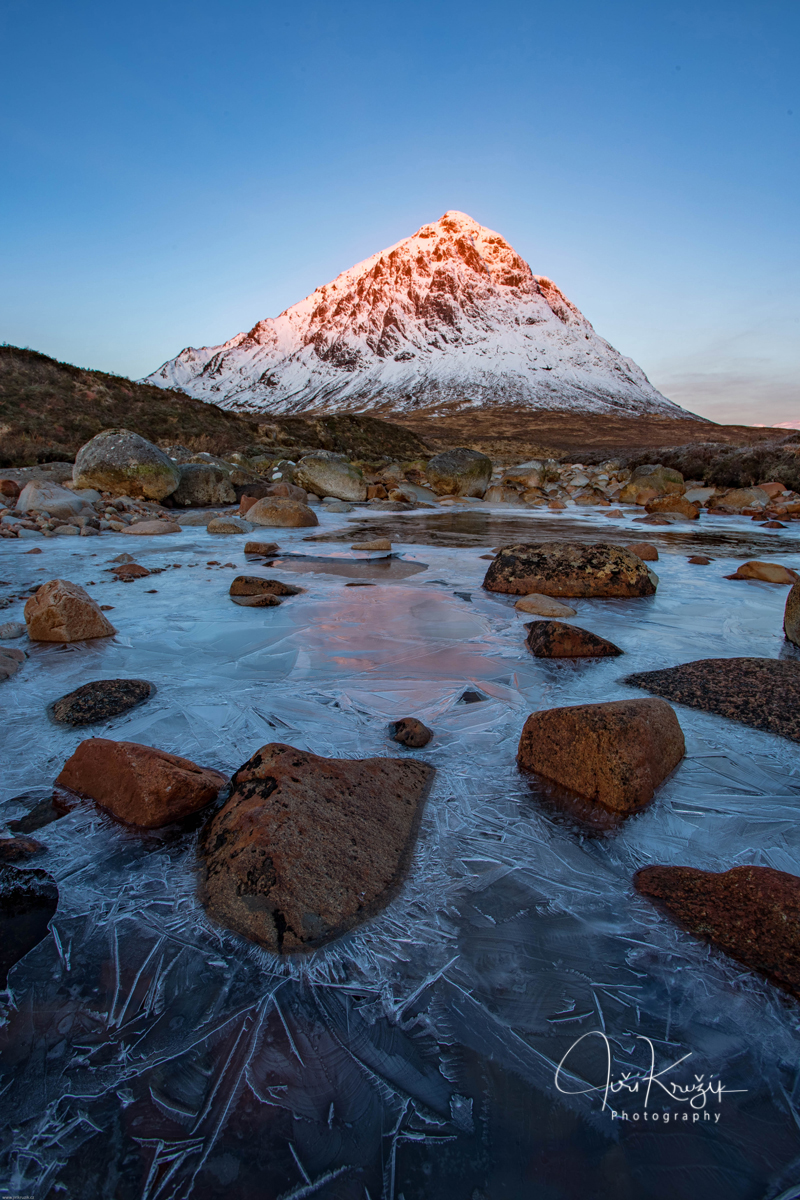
[[2, 504, 800, 1200]]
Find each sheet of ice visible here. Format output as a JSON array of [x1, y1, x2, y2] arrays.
[[2, 506, 800, 1199]]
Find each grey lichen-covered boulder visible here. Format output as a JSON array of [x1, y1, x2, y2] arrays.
[[17, 481, 91, 521], [73, 430, 180, 500], [295, 453, 367, 501], [425, 448, 492, 497], [172, 463, 236, 507]]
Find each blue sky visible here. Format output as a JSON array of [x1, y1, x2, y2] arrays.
[[1, 0, 797, 424]]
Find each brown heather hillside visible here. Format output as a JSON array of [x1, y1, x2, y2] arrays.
[[0, 345, 259, 466]]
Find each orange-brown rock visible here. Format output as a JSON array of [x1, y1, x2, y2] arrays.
[[525, 620, 623, 659], [626, 542, 659, 561], [725, 561, 799, 584], [229, 576, 303, 596], [635, 865, 800, 1000], [784, 582, 800, 647], [244, 540, 279, 556], [517, 698, 684, 812], [644, 495, 699, 520], [390, 717, 433, 748], [199, 743, 435, 952], [25, 579, 116, 643], [123, 520, 182, 536], [759, 481, 787, 499], [367, 483, 388, 500], [246, 498, 319, 528], [688, 555, 711, 565], [55, 738, 227, 828], [483, 542, 656, 598]]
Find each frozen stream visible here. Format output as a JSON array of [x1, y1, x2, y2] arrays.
[[2, 504, 800, 1200]]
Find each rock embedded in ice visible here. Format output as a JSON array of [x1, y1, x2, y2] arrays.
[[524, 620, 623, 659], [626, 657, 800, 743], [54, 738, 227, 828], [784, 583, 800, 646], [0, 864, 58, 987], [206, 516, 253, 535], [112, 561, 150, 580], [51, 523, 80, 536], [123, 519, 183, 536], [0, 835, 44, 861], [73, 429, 181, 500], [295, 454, 367, 501], [50, 678, 154, 726], [230, 593, 282, 607], [0, 647, 24, 680], [483, 542, 657, 598], [199, 743, 435, 952], [0, 621, 26, 639], [172, 462, 236, 507], [514, 594, 577, 617], [625, 541, 659, 561], [425, 448, 492, 498], [244, 540, 279, 556], [229, 576, 303, 597], [635, 865, 800, 1000], [389, 717, 433, 748], [644, 495, 700, 520], [517, 698, 685, 813], [246, 498, 319, 528], [725, 561, 799, 584], [24, 579, 116, 642], [688, 554, 712, 564], [351, 537, 392, 551]]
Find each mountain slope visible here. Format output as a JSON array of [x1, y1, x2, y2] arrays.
[[146, 211, 691, 421]]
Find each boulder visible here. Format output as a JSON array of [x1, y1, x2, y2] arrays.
[[758, 481, 787, 499], [514, 595, 577, 617], [635, 865, 800, 1000], [239, 489, 273, 514], [123, 520, 183, 536], [50, 679, 154, 726], [244, 540, 279, 556], [352, 538, 392, 551], [517, 698, 685, 813], [390, 718, 433, 748], [525, 621, 623, 659], [230, 593, 282, 607], [25, 580, 116, 642], [269, 481, 307, 502], [716, 487, 771, 512], [171, 463, 236, 507], [784, 582, 800, 646], [425, 448, 492, 497], [198, 743, 435, 952], [0, 866, 58, 987], [112, 562, 150, 580], [206, 516, 253, 535], [176, 510, 223, 526], [644, 495, 700, 520], [484, 486, 524, 505], [501, 460, 558, 490], [17, 481, 90, 521], [626, 465, 685, 495], [626, 657, 800, 742], [229, 576, 303, 597], [295, 454, 367, 501], [617, 482, 660, 506], [725, 561, 799, 584], [688, 555, 712, 565], [246, 498, 319, 528], [388, 481, 439, 504], [684, 487, 716, 505], [0, 621, 26, 640], [55, 739, 227, 828], [73, 429, 180, 500], [626, 542, 659, 562], [483, 542, 656, 598]]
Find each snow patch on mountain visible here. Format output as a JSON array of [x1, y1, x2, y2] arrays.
[[145, 211, 689, 419]]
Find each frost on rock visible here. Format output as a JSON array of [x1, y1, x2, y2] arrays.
[[2, 507, 800, 1196]]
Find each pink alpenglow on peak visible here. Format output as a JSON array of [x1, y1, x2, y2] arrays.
[[145, 211, 689, 420]]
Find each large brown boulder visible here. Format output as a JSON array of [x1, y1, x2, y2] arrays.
[[525, 620, 623, 659], [229, 576, 303, 597], [626, 657, 800, 743], [246, 498, 319, 528], [73, 429, 180, 500], [294, 454, 366, 501], [716, 486, 770, 511], [483, 542, 656, 598], [25, 580, 116, 642], [784, 582, 800, 646], [517, 698, 684, 812], [172, 462, 236, 507], [425, 448, 492, 497], [199, 743, 435, 952], [55, 739, 227, 827], [644, 495, 699, 520], [725, 561, 799, 584], [17, 481, 91, 521], [620, 465, 684, 502], [635, 865, 800, 1000]]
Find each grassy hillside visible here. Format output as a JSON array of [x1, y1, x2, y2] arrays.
[[0, 344, 259, 466]]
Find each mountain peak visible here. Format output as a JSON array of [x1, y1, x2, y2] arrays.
[[145, 213, 687, 420]]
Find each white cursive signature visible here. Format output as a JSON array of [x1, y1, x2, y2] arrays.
[[554, 1031, 747, 1112]]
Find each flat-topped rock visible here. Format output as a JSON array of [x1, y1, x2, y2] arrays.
[[50, 679, 154, 726], [484, 542, 656, 598]]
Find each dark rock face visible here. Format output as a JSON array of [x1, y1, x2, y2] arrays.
[[517, 698, 685, 813], [0, 865, 58, 986], [199, 744, 435, 952], [483, 542, 656, 598], [425, 448, 492, 497], [525, 621, 623, 659], [230, 593, 282, 607], [55, 739, 228, 828], [0, 836, 44, 861], [635, 865, 800, 1000], [50, 678, 154, 726], [625, 657, 800, 743], [229, 576, 303, 597], [785, 583, 800, 647], [390, 718, 433, 748]]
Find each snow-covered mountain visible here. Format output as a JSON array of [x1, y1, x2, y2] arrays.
[[145, 211, 688, 419]]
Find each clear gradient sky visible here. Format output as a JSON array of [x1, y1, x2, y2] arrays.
[[1, 0, 797, 425]]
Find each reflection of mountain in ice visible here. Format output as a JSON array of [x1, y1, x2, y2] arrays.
[[2, 509, 800, 1197]]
